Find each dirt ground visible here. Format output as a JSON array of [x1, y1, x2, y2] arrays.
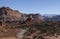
[[0, 37, 17, 39], [43, 35, 60, 39]]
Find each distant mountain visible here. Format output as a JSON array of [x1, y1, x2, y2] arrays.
[[44, 15, 60, 21], [49, 15, 60, 21], [43, 14, 57, 17]]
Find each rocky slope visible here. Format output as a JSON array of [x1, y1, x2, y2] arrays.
[[0, 7, 43, 22], [0, 7, 24, 21]]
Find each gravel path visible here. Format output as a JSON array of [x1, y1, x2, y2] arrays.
[[16, 29, 27, 39]]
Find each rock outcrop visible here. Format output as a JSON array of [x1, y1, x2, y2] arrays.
[[0, 7, 23, 21], [26, 14, 43, 21]]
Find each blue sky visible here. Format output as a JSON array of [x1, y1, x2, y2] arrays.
[[0, 0, 60, 15]]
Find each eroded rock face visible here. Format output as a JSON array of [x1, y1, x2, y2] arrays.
[[0, 7, 23, 21]]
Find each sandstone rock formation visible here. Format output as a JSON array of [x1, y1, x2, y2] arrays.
[[0, 7, 23, 21]]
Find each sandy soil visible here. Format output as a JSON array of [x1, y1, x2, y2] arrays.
[[0, 37, 17, 39]]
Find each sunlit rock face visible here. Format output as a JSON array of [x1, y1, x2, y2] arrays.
[[0, 7, 24, 21]]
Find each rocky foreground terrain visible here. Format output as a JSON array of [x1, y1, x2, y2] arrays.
[[0, 7, 60, 39]]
